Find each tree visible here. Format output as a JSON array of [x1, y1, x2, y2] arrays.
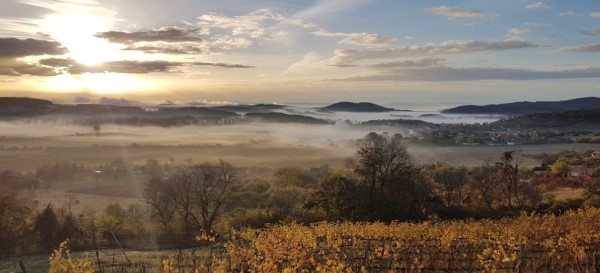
[[34, 204, 60, 251], [470, 162, 500, 209], [315, 175, 362, 220], [497, 150, 521, 207], [433, 165, 468, 210], [149, 160, 238, 234], [145, 176, 177, 231], [0, 186, 30, 256], [551, 160, 570, 177], [354, 132, 431, 220], [267, 186, 303, 221]]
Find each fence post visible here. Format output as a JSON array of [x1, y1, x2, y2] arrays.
[[18, 260, 26, 273], [110, 231, 132, 264], [92, 233, 104, 273]]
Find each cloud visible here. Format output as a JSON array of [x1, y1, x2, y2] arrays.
[[558, 11, 583, 17], [0, 37, 66, 57], [579, 27, 600, 37], [327, 40, 537, 65], [294, 0, 376, 20], [337, 67, 600, 82], [506, 28, 529, 39], [40, 58, 186, 74], [95, 27, 202, 45], [197, 9, 311, 50], [193, 62, 254, 68], [39, 57, 77, 67], [526, 2, 552, 10], [123, 45, 203, 55], [0, 57, 57, 76], [369, 58, 446, 69], [591, 12, 600, 18], [210, 35, 254, 49], [557, 44, 600, 53], [40, 58, 253, 73], [312, 29, 394, 48], [198, 9, 284, 40], [426, 6, 491, 18]]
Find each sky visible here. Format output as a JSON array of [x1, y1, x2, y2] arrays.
[[0, 0, 599, 105]]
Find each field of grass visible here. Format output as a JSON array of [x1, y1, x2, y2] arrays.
[[1, 122, 597, 172]]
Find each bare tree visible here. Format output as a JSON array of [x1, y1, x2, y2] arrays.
[[145, 176, 177, 231], [192, 160, 238, 233], [496, 150, 521, 207], [470, 162, 499, 209], [146, 160, 238, 234], [433, 165, 468, 210]]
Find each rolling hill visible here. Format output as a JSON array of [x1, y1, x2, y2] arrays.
[[318, 102, 396, 112], [442, 97, 600, 115], [491, 108, 600, 128]]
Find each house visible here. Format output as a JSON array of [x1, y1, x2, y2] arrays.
[[569, 165, 589, 177]]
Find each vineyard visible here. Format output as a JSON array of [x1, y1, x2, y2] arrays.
[[51, 208, 600, 273]]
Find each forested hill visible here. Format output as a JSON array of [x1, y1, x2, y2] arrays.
[[442, 97, 600, 115], [491, 108, 600, 128], [318, 102, 396, 112], [0, 97, 56, 116]]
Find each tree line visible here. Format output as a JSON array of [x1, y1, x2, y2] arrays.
[[0, 132, 598, 257]]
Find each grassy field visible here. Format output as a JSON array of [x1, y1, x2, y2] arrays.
[[1, 122, 597, 172]]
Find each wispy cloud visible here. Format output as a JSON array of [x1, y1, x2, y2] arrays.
[[293, 0, 376, 20], [579, 27, 600, 37], [0, 58, 57, 76], [591, 12, 600, 18], [193, 62, 254, 68], [312, 29, 394, 48], [327, 40, 537, 66], [95, 27, 203, 44], [0, 37, 66, 57], [557, 44, 600, 53], [558, 11, 583, 17], [337, 67, 600, 82], [526, 2, 552, 10], [369, 58, 446, 69], [123, 45, 203, 55], [506, 28, 529, 40], [426, 6, 491, 18]]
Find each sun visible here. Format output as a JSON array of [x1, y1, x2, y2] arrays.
[[37, 9, 153, 93], [40, 13, 125, 65]]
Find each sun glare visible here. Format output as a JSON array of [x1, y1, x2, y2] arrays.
[[43, 73, 154, 94], [40, 13, 123, 65]]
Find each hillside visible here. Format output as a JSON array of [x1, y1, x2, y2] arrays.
[[492, 108, 600, 128], [212, 104, 286, 113], [244, 112, 331, 124], [52, 104, 146, 115], [361, 118, 437, 128], [318, 102, 395, 112], [0, 97, 56, 117], [157, 107, 239, 118], [442, 97, 600, 115]]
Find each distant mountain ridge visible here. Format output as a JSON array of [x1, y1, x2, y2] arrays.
[[319, 102, 395, 112], [491, 108, 600, 128], [442, 97, 600, 115]]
